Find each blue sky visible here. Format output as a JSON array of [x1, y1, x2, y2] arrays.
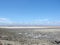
[[0, 0, 60, 25]]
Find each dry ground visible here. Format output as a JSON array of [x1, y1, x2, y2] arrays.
[[0, 26, 60, 45]]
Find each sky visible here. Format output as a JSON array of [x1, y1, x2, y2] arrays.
[[0, 0, 60, 25]]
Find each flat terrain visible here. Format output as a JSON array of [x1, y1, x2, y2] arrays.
[[0, 26, 60, 45]]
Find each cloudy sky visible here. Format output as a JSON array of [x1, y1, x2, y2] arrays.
[[0, 0, 60, 25]]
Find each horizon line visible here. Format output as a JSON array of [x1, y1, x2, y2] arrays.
[[0, 26, 60, 29]]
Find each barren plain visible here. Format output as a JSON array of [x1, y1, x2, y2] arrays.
[[0, 26, 60, 45]]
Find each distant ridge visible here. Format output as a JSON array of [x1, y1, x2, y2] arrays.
[[0, 24, 60, 27]]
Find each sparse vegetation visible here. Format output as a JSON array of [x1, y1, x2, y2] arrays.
[[0, 28, 60, 45]]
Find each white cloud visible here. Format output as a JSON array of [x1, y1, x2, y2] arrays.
[[0, 18, 60, 25], [27, 19, 60, 25], [0, 18, 13, 25], [28, 19, 50, 25]]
